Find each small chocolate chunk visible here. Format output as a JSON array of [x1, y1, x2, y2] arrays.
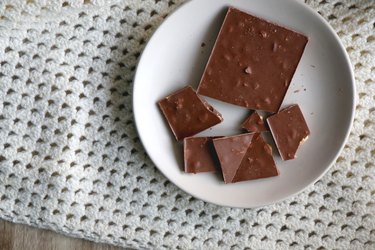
[[184, 137, 220, 174], [197, 7, 308, 113], [267, 104, 310, 160], [158, 86, 223, 140], [241, 111, 268, 132]]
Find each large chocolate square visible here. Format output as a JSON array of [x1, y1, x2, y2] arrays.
[[197, 7, 308, 113]]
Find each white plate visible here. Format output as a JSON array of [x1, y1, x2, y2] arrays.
[[133, 0, 355, 208]]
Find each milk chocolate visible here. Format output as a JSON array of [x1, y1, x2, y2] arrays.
[[267, 104, 310, 160], [158, 86, 223, 140], [184, 137, 220, 174], [213, 133, 279, 183], [213, 133, 254, 183], [241, 111, 268, 132], [197, 7, 308, 113], [231, 133, 279, 183]]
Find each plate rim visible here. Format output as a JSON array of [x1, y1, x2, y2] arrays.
[[133, 0, 356, 208]]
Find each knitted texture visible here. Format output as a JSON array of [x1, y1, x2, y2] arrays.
[[0, 0, 374, 249]]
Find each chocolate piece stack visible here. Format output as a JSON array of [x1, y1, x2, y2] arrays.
[[158, 7, 310, 184], [213, 133, 279, 183]]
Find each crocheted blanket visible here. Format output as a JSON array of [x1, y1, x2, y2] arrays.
[[0, 0, 374, 249]]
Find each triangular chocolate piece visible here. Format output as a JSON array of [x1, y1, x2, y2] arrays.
[[158, 86, 223, 140], [232, 133, 279, 183], [213, 133, 254, 183], [241, 111, 268, 132]]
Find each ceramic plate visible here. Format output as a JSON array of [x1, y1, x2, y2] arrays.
[[133, 0, 355, 208]]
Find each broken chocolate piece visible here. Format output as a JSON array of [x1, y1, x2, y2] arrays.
[[231, 133, 279, 183], [213, 133, 279, 183], [267, 104, 310, 160], [213, 133, 254, 183], [241, 111, 268, 132], [197, 7, 308, 113], [158, 86, 223, 140], [184, 137, 220, 174]]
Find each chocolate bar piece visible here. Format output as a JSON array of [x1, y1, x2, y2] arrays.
[[241, 111, 268, 132], [212, 133, 254, 183], [158, 86, 223, 140], [231, 133, 279, 183], [184, 137, 220, 174], [213, 133, 279, 183], [267, 104, 310, 160], [197, 7, 308, 113]]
